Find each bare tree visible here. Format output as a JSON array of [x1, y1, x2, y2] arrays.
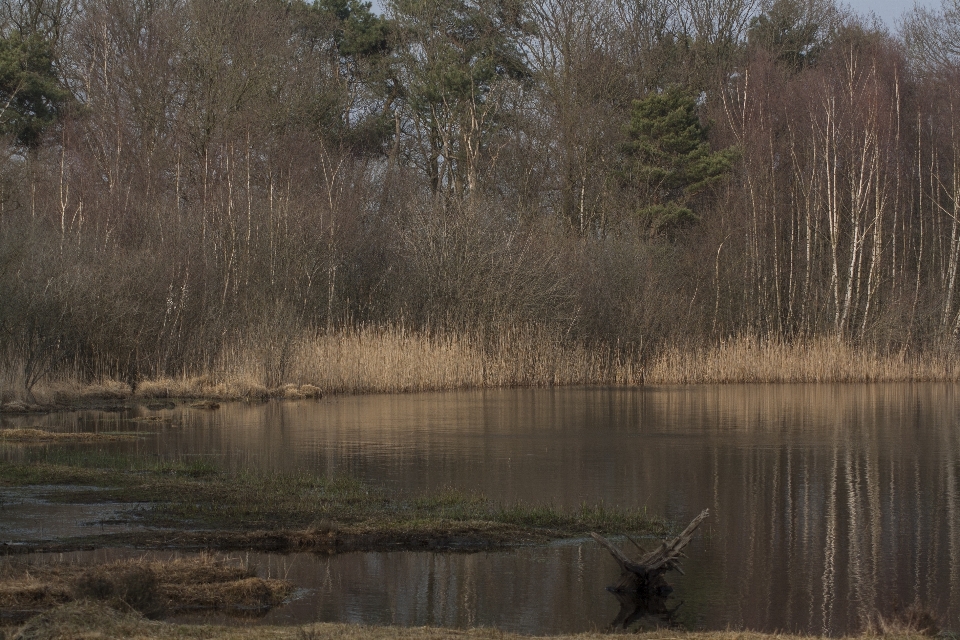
[[903, 0, 960, 73]]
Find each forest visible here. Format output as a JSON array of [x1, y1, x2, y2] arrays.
[[3, 0, 960, 399]]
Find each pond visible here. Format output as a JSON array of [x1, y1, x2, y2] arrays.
[[2, 384, 960, 635]]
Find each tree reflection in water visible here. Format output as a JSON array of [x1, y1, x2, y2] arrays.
[[609, 589, 684, 630]]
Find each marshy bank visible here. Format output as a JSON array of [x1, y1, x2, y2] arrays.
[[0, 441, 663, 555], [3, 386, 960, 635], [1, 603, 943, 640], [0, 429, 139, 443], [0, 555, 292, 626]]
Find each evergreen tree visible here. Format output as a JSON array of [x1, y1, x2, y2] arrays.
[[389, 0, 532, 195], [0, 30, 68, 146], [622, 86, 736, 237], [748, 0, 837, 71], [293, 0, 395, 154], [315, 0, 391, 59]]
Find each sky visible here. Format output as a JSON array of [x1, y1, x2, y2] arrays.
[[850, 0, 936, 30], [368, 0, 937, 34]]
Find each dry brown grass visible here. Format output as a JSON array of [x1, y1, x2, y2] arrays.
[[4, 600, 940, 640], [645, 336, 960, 384], [137, 376, 272, 401], [0, 555, 292, 621], [0, 428, 138, 443], [863, 602, 942, 637]]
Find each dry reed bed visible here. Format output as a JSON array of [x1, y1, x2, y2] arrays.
[[291, 325, 641, 393], [646, 337, 960, 384], [19, 326, 642, 402], [152, 331, 960, 392], [6, 330, 960, 404]]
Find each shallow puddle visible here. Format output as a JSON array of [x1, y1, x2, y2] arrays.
[[0, 486, 143, 545]]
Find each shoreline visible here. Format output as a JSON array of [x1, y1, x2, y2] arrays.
[[4, 333, 960, 410], [1, 601, 940, 639]]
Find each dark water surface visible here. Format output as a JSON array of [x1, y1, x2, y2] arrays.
[[3, 384, 960, 635]]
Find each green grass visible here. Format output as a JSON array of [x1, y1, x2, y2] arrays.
[[1, 449, 664, 547]]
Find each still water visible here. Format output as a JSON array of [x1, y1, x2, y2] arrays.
[[3, 384, 960, 635]]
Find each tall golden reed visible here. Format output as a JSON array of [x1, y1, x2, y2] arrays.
[[272, 324, 641, 394], [142, 331, 960, 398], [108, 324, 640, 400], [9, 330, 960, 403], [646, 335, 960, 384]]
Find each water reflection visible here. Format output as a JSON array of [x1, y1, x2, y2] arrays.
[[609, 590, 681, 630], [2, 383, 960, 635]]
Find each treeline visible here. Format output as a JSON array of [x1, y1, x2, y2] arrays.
[[1, 0, 959, 395]]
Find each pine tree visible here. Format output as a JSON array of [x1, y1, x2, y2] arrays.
[[0, 31, 68, 147], [623, 86, 737, 237], [747, 0, 834, 71]]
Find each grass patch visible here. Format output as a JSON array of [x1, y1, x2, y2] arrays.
[[3, 601, 943, 640], [136, 473, 660, 542], [0, 450, 219, 488], [0, 429, 139, 444], [0, 555, 291, 624], [0, 451, 663, 553]]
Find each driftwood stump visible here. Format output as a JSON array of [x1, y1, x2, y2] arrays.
[[591, 509, 709, 595]]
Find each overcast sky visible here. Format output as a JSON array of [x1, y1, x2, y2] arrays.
[[368, 0, 937, 35], [851, 0, 933, 30]]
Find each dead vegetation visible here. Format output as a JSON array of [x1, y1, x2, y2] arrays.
[[0, 555, 292, 625], [4, 326, 640, 405], [0, 404, 50, 415], [865, 602, 942, 637], [2, 600, 945, 640], [7, 0, 960, 412]]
